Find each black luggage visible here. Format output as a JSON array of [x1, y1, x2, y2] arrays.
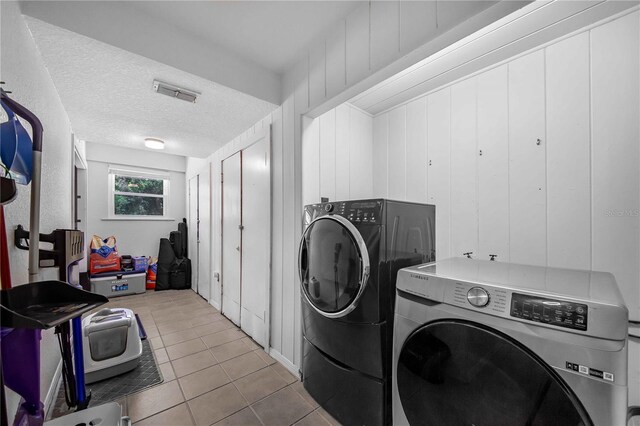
[[169, 258, 191, 289], [156, 238, 175, 291], [170, 231, 184, 258], [178, 219, 188, 258]]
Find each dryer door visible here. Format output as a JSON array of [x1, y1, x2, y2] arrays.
[[396, 320, 592, 426], [298, 215, 370, 318]]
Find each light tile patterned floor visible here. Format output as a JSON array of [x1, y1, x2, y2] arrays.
[[104, 289, 340, 425]]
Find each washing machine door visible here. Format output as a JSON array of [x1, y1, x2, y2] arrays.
[[298, 215, 370, 318], [397, 320, 592, 426]]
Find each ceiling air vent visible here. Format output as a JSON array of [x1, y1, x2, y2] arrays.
[[153, 80, 200, 103]]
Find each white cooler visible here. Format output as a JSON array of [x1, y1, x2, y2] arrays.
[[83, 308, 142, 383], [90, 271, 146, 298]]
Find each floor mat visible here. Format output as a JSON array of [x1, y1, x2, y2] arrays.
[[51, 339, 163, 419]]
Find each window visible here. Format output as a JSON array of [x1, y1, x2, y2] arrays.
[[108, 167, 170, 218]]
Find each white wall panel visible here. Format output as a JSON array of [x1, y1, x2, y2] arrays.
[[349, 107, 373, 199], [269, 106, 284, 353], [477, 65, 509, 261], [309, 40, 326, 109], [405, 98, 428, 203], [345, 4, 370, 87], [388, 106, 407, 200], [372, 114, 389, 198], [546, 32, 591, 270], [591, 12, 640, 319], [319, 109, 337, 201], [335, 104, 351, 200], [450, 78, 479, 259], [370, 1, 399, 71], [399, 1, 437, 54], [326, 20, 346, 100], [427, 89, 451, 260], [302, 115, 320, 206], [280, 92, 296, 362], [508, 50, 546, 266]]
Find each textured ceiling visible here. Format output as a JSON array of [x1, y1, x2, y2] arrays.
[[25, 16, 277, 158], [124, 1, 364, 74]]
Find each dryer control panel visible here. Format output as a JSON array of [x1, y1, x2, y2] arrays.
[[510, 293, 588, 331]]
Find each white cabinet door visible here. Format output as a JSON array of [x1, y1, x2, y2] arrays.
[[240, 133, 270, 347], [478, 65, 509, 262], [197, 166, 211, 301], [405, 97, 428, 203], [508, 50, 546, 266], [188, 176, 199, 292], [450, 78, 478, 259], [427, 88, 451, 260], [221, 152, 242, 325], [546, 32, 591, 270]]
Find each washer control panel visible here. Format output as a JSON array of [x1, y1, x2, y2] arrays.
[[339, 200, 382, 224], [510, 293, 588, 331], [467, 287, 490, 307]]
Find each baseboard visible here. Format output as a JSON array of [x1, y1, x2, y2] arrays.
[[44, 360, 62, 419], [269, 348, 300, 379], [210, 299, 221, 311]]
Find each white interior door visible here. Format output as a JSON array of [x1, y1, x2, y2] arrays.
[[222, 152, 242, 325], [198, 166, 211, 301], [240, 132, 270, 347], [188, 176, 199, 292]]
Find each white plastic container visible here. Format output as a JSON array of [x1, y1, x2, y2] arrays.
[[90, 271, 146, 298], [83, 308, 142, 383], [45, 402, 130, 426]]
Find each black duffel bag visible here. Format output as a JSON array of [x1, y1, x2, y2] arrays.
[[169, 257, 192, 290]]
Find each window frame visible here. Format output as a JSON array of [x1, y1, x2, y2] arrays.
[[107, 166, 171, 219]]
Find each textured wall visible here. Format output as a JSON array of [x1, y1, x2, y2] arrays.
[[1, 0, 74, 416]]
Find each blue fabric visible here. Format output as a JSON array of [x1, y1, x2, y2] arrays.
[[0, 100, 33, 184]]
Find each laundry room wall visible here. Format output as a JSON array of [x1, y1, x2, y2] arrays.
[[85, 142, 186, 258], [192, 1, 536, 376], [1, 0, 75, 416], [370, 10, 640, 404], [302, 103, 374, 206]]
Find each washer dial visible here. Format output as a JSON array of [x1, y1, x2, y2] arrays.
[[467, 287, 490, 308]]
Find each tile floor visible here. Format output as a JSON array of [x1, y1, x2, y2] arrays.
[[100, 289, 340, 425]]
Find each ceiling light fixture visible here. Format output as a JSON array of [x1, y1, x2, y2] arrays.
[[144, 138, 165, 150], [153, 80, 199, 103]]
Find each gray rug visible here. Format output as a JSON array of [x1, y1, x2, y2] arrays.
[[52, 339, 163, 418]]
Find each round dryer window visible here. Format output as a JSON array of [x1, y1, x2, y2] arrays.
[[397, 320, 592, 426], [298, 215, 370, 318]]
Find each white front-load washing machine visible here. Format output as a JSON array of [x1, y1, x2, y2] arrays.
[[393, 258, 628, 426]]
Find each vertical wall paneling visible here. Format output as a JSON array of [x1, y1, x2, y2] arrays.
[[270, 107, 284, 352], [280, 92, 295, 362], [508, 50, 547, 266], [302, 116, 320, 206], [372, 114, 389, 198], [405, 97, 428, 203], [545, 32, 591, 270], [293, 65, 309, 367], [335, 104, 351, 200], [309, 40, 327, 108], [477, 65, 510, 261], [426, 89, 451, 260], [319, 109, 337, 201], [326, 20, 347, 100], [370, 0, 400, 71], [349, 107, 374, 199], [591, 12, 640, 319], [388, 105, 407, 199], [345, 4, 370, 86], [450, 78, 479, 258], [399, 1, 437, 54]]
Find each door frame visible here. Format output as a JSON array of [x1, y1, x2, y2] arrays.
[[220, 127, 272, 349]]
